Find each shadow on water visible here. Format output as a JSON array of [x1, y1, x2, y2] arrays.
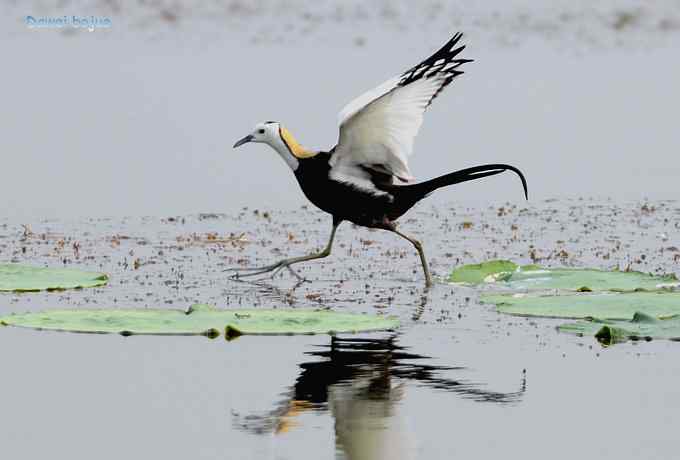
[[232, 336, 526, 458]]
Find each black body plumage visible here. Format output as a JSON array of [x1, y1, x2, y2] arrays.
[[295, 153, 528, 230]]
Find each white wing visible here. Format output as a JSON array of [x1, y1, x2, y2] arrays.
[[330, 33, 472, 191]]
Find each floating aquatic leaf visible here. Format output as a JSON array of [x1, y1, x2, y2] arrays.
[[448, 260, 677, 292], [483, 291, 680, 320], [448, 260, 520, 283], [0, 304, 399, 338], [453, 260, 680, 330], [558, 312, 680, 345], [502, 268, 677, 292], [0, 264, 109, 292]]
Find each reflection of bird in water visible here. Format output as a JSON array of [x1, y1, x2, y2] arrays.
[[230, 33, 528, 286], [232, 337, 526, 459], [329, 363, 414, 460]]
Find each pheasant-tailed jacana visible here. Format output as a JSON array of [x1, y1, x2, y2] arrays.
[[230, 33, 528, 286]]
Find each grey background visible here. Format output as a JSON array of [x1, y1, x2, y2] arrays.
[[1, 0, 678, 220]]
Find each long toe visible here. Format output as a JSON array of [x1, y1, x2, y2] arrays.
[[224, 263, 279, 273], [224, 258, 291, 275], [269, 262, 304, 281], [228, 265, 282, 279], [285, 265, 308, 282]]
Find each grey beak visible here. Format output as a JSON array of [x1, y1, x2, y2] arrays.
[[233, 134, 254, 148]]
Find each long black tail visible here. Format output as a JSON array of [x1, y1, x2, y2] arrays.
[[415, 163, 528, 199], [386, 164, 528, 221], [393, 163, 528, 209]]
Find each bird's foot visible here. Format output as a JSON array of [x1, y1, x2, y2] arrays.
[[270, 264, 307, 282], [225, 258, 309, 282], [224, 263, 280, 278]]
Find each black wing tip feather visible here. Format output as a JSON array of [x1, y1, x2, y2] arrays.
[[399, 32, 474, 107]]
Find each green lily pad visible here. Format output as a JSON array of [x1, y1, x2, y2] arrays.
[[0, 264, 109, 292], [453, 260, 680, 342], [0, 304, 399, 338], [448, 260, 520, 283], [483, 291, 680, 320], [449, 260, 519, 284], [558, 312, 680, 345], [503, 268, 677, 292], [448, 260, 677, 292]]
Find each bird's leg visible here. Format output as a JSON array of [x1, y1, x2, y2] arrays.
[[390, 228, 433, 288], [227, 221, 341, 280]]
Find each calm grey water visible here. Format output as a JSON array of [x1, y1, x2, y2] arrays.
[[2, 200, 679, 459], [1, 2, 680, 459]]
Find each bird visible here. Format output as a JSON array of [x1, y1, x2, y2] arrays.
[[230, 33, 527, 287]]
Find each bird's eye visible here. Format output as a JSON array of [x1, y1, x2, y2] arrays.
[[258, 129, 265, 134]]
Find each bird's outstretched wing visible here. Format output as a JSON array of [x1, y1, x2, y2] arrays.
[[330, 33, 472, 193]]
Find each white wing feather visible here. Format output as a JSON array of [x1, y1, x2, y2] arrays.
[[335, 76, 449, 181], [336, 76, 400, 127], [330, 33, 471, 190]]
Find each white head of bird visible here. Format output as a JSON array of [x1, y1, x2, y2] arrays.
[[233, 121, 315, 171]]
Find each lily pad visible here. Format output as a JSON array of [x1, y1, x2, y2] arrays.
[[558, 312, 680, 345], [502, 268, 677, 292], [448, 260, 520, 283], [449, 260, 677, 292], [0, 264, 109, 292], [453, 260, 680, 342], [483, 291, 680, 320], [0, 304, 399, 338]]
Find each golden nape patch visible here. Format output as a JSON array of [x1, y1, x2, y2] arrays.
[[280, 127, 316, 159]]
